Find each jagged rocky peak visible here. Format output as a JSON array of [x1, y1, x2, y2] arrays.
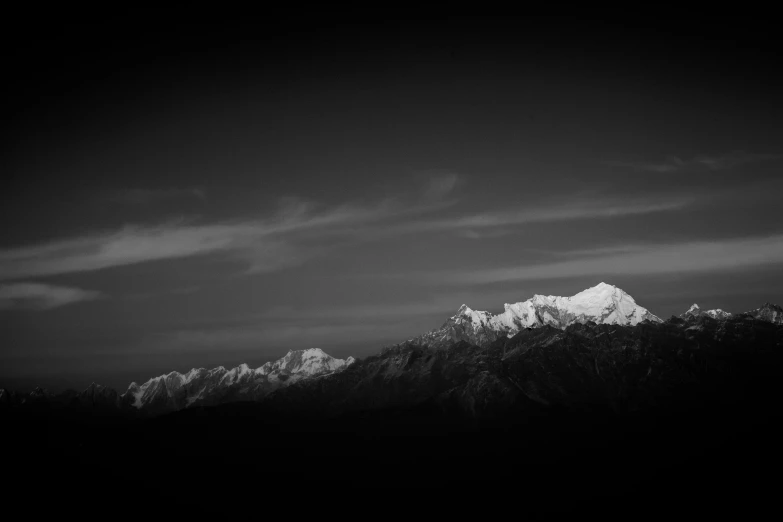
[[81, 382, 121, 397], [81, 382, 105, 398], [220, 363, 257, 386], [75, 382, 121, 407], [746, 302, 783, 325], [682, 300, 783, 323], [270, 348, 354, 376], [449, 304, 493, 327], [706, 309, 732, 320], [0, 388, 22, 406], [120, 347, 355, 412], [681, 303, 732, 320], [30, 386, 49, 398]]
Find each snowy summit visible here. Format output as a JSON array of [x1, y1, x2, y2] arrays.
[[453, 282, 660, 334], [398, 282, 663, 349], [681, 303, 733, 320], [122, 348, 354, 413]]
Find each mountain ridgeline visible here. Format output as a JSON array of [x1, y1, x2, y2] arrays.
[[5, 282, 783, 502], [1, 348, 355, 415], [3, 283, 781, 418]]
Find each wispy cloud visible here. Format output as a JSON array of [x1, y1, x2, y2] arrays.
[[114, 187, 207, 204], [690, 152, 780, 170], [606, 151, 780, 173], [423, 171, 461, 199], [0, 190, 452, 281], [0, 175, 699, 283], [384, 196, 691, 237], [420, 234, 783, 284], [606, 156, 685, 173], [0, 282, 101, 310], [458, 229, 516, 240], [123, 285, 202, 301]]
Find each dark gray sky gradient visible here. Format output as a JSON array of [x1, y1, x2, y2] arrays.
[[2, 16, 782, 391]]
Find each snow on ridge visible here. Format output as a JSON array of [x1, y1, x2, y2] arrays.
[[221, 363, 253, 384], [125, 348, 354, 410], [249, 348, 353, 377], [705, 309, 732, 319], [124, 367, 209, 407], [186, 386, 207, 406], [744, 302, 783, 324], [683, 303, 733, 320], [450, 282, 661, 337]]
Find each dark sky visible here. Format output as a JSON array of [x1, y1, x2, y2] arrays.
[[2, 15, 782, 392]]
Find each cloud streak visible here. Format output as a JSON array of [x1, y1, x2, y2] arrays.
[[0, 282, 101, 310], [607, 151, 780, 173], [423, 171, 461, 199], [422, 234, 783, 284], [0, 176, 697, 283], [114, 187, 207, 204], [0, 192, 452, 281], [384, 196, 691, 237]]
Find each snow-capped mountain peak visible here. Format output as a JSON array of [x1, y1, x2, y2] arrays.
[[681, 304, 732, 320], [549, 282, 649, 322], [746, 302, 783, 324], [471, 282, 658, 331], [406, 282, 663, 350], [453, 304, 493, 327], [220, 364, 253, 385], [121, 348, 355, 413], [259, 348, 353, 377], [706, 309, 732, 319], [83, 382, 109, 394]]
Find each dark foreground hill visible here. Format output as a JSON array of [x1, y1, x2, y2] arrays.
[[3, 314, 783, 511]]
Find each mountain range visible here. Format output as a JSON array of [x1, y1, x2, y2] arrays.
[[2, 282, 782, 416], [5, 281, 783, 504], [388, 281, 661, 350]]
